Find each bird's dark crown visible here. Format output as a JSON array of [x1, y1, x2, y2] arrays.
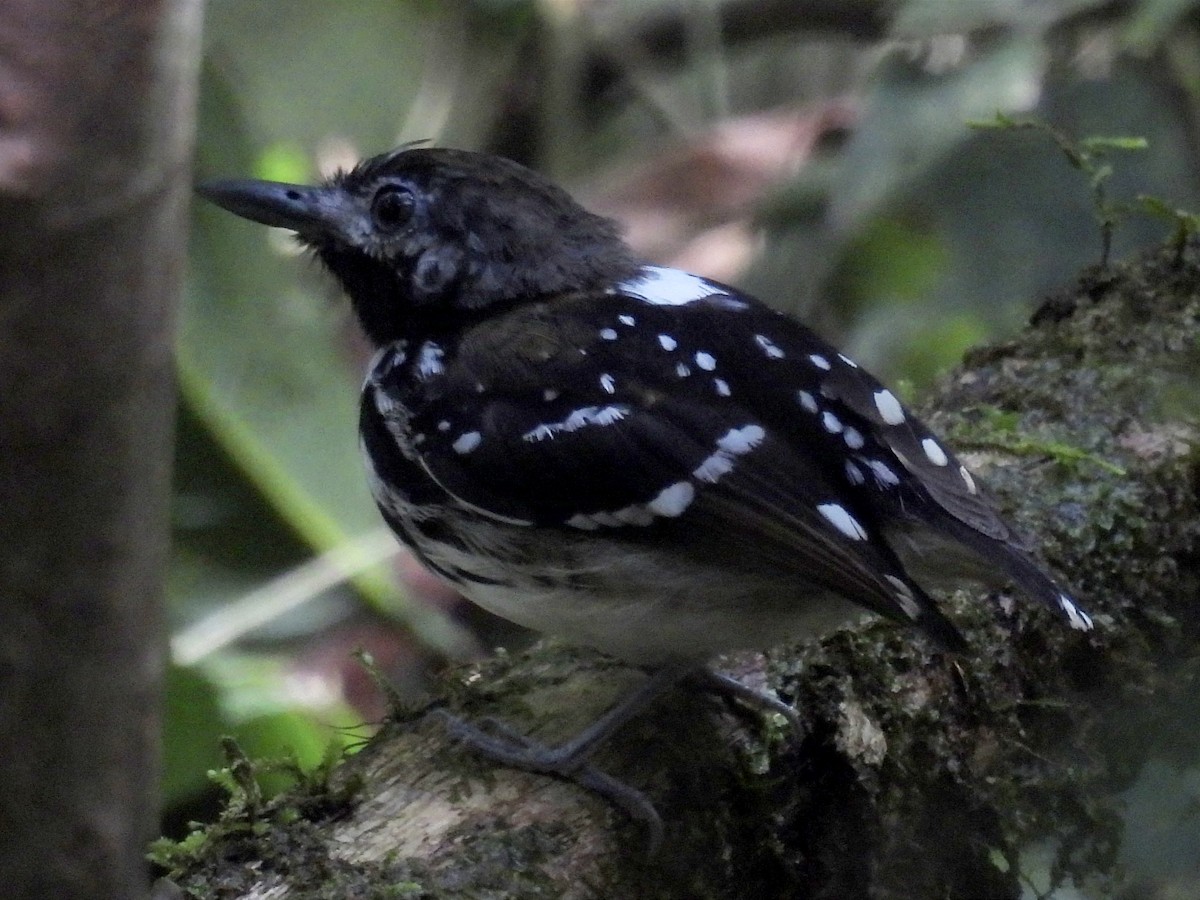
[[207, 147, 641, 346]]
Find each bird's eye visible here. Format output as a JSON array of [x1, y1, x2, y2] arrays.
[[371, 185, 415, 231]]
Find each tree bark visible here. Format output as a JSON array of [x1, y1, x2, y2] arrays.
[[0, 2, 201, 898], [164, 246, 1199, 897]]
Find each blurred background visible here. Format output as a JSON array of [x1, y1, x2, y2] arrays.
[[180, 0, 1199, 892]]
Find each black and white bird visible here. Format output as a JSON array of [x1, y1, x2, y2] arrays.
[[199, 146, 1093, 841]]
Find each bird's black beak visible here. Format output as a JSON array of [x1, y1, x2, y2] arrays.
[[196, 178, 350, 239]]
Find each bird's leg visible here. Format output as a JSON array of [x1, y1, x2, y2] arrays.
[[431, 663, 695, 851], [693, 668, 805, 736]]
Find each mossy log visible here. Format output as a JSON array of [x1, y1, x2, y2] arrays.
[[164, 246, 1200, 899]]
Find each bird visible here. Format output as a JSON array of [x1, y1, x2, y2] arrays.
[[198, 145, 1093, 846]]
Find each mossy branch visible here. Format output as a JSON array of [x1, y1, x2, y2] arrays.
[[160, 244, 1200, 898]]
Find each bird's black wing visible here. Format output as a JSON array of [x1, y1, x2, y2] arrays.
[[365, 280, 991, 647]]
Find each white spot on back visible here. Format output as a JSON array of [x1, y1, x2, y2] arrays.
[[714, 378, 731, 397], [618, 265, 719, 306], [817, 502, 867, 540], [695, 351, 716, 371], [873, 389, 905, 425], [600, 373, 616, 394], [599, 327, 618, 341], [844, 426, 864, 450], [922, 437, 949, 466], [797, 390, 818, 414], [658, 334, 678, 351], [959, 465, 977, 494], [822, 411, 843, 434], [649, 481, 695, 517], [755, 334, 785, 359], [452, 431, 482, 454], [809, 354, 832, 371]]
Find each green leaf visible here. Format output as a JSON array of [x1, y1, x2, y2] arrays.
[[163, 664, 229, 806], [254, 142, 312, 184]]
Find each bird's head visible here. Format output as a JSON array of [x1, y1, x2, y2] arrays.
[[198, 147, 638, 345]]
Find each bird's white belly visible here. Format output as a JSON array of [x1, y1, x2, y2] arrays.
[[427, 532, 862, 663]]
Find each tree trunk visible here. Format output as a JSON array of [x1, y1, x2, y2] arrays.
[[0, 2, 201, 898], [162, 246, 1199, 897]]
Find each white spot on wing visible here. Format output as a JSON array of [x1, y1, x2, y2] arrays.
[[755, 334, 785, 359], [618, 314, 636, 326], [693, 424, 765, 484], [543, 388, 559, 402], [649, 481, 695, 517], [523, 405, 629, 441], [675, 362, 691, 378], [437, 420, 450, 432], [714, 378, 731, 397], [822, 411, 843, 434], [692, 452, 735, 483], [600, 373, 616, 394], [658, 334, 678, 351], [844, 426, 864, 450], [717, 424, 765, 454], [838, 353, 858, 368], [922, 437, 949, 466], [845, 460, 865, 485], [885, 575, 921, 619], [797, 391, 818, 414], [452, 431, 482, 454], [1059, 593, 1093, 631], [695, 351, 716, 371], [567, 514, 600, 530], [868, 459, 900, 486], [617, 265, 719, 306], [613, 504, 656, 526], [809, 354, 831, 371], [817, 502, 867, 540], [959, 465, 977, 494], [599, 327, 618, 341], [873, 389, 905, 425]]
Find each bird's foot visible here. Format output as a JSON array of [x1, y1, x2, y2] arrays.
[[431, 707, 665, 852], [694, 668, 805, 737]]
